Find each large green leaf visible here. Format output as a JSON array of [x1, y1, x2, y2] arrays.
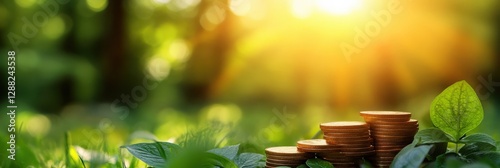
[[391, 144, 433, 168], [208, 144, 239, 160], [202, 152, 239, 168], [434, 152, 461, 168], [497, 141, 500, 151], [430, 80, 484, 141], [459, 133, 496, 147], [306, 158, 334, 168], [465, 151, 500, 166], [459, 142, 497, 156], [121, 143, 165, 167], [233, 153, 264, 168], [414, 128, 453, 144], [121, 142, 181, 167]]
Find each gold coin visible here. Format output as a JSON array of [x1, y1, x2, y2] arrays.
[[342, 150, 376, 157], [323, 142, 373, 148], [374, 144, 408, 150], [370, 129, 418, 136], [368, 119, 418, 125], [369, 123, 418, 129], [325, 137, 373, 145], [324, 131, 371, 137], [266, 154, 312, 160], [320, 121, 369, 129], [369, 127, 419, 132], [360, 111, 411, 117], [297, 139, 338, 149], [266, 158, 307, 164], [323, 134, 371, 141], [322, 128, 370, 134], [265, 161, 302, 167], [265, 146, 309, 156]]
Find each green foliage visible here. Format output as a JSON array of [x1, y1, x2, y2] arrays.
[[391, 140, 433, 168], [414, 128, 452, 144], [393, 81, 500, 168], [121, 142, 180, 167], [123, 141, 263, 168], [306, 158, 334, 168], [430, 80, 484, 141], [208, 144, 240, 160]]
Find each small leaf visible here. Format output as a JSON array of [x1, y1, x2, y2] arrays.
[[121, 143, 167, 167], [465, 151, 500, 166], [203, 152, 239, 168], [391, 144, 433, 168], [459, 142, 496, 156], [497, 141, 500, 151], [430, 80, 484, 141], [359, 159, 374, 168], [414, 128, 453, 144], [459, 133, 496, 147], [306, 158, 334, 168], [208, 144, 240, 160], [297, 164, 308, 168], [435, 152, 461, 168], [234, 153, 264, 168]]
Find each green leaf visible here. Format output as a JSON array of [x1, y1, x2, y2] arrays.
[[234, 153, 264, 168], [306, 158, 334, 168], [391, 144, 433, 168], [459, 142, 496, 156], [121, 143, 167, 167], [208, 144, 240, 160], [430, 80, 484, 141], [497, 141, 500, 151], [202, 152, 239, 168], [414, 128, 453, 144], [459, 133, 496, 147], [434, 152, 461, 168], [465, 151, 500, 166], [297, 164, 308, 168], [121, 142, 181, 167]]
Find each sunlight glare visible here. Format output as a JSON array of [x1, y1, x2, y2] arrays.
[[315, 0, 362, 15]]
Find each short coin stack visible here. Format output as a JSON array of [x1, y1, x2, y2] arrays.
[[265, 146, 314, 168], [319, 121, 375, 168], [360, 111, 418, 168]]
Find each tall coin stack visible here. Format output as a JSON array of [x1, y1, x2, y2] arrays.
[[319, 121, 375, 168], [360, 111, 418, 168], [265, 146, 314, 168]]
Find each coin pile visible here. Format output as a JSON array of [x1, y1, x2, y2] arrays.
[[264, 111, 419, 168], [265, 146, 314, 168], [318, 121, 375, 168], [360, 111, 418, 168]]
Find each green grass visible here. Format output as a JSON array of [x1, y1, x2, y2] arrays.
[[1, 104, 499, 167]]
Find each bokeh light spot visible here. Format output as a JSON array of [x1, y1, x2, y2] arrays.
[[153, 0, 170, 5], [200, 5, 226, 30], [86, 0, 108, 12], [169, 39, 190, 63], [43, 16, 65, 39], [315, 0, 362, 15], [230, 0, 251, 16], [15, 0, 37, 8], [291, 0, 313, 19], [147, 57, 171, 81], [27, 114, 51, 137], [201, 104, 242, 124]]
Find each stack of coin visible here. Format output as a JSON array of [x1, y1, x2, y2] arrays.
[[360, 111, 418, 168], [319, 121, 375, 168], [265, 146, 314, 168]]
